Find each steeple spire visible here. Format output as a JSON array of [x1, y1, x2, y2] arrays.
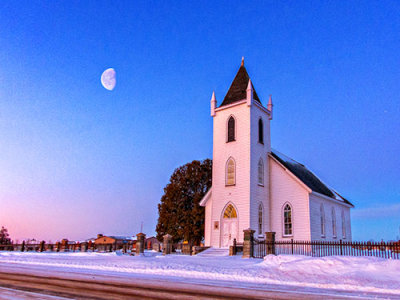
[[220, 61, 260, 107], [210, 91, 217, 117], [268, 95, 273, 120], [241, 56, 244, 67]]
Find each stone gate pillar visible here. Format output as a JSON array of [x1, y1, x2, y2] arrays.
[[242, 229, 255, 258], [163, 234, 172, 255], [81, 242, 88, 252], [39, 241, 45, 252], [136, 233, 146, 255]]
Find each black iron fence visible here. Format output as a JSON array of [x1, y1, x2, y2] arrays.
[[253, 238, 400, 259]]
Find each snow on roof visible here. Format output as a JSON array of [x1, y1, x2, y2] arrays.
[[271, 149, 353, 206], [108, 236, 135, 241]]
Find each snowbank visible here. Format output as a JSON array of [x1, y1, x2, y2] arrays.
[[0, 251, 399, 296]]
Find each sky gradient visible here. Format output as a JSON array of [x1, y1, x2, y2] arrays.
[[0, 1, 399, 242]]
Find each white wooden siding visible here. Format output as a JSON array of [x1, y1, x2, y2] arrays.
[[249, 104, 271, 238], [269, 157, 311, 241], [309, 193, 352, 241]]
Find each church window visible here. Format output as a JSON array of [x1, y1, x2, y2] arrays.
[[258, 204, 263, 236], [332, 207, 337, 238], [223, 204, 237, 218], [320, 204, 325, 237], [258, 118, 264, 144], [227, 116, 235, 142], [341, 210, 346, 239], [226, 158, 235, 186], [283, 204, 293, 236], [258, 158, 264, 186]]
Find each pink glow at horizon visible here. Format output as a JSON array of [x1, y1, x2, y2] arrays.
[[1, 186, 158, 242]]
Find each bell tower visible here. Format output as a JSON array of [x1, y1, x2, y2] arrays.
[[204, 58, 273, 247]]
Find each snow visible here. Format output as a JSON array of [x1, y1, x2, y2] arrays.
[[0, 251, 399, 297], [272, 149, 348, 203]]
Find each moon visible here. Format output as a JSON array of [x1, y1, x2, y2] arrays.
[[101, 68, 116, 91]]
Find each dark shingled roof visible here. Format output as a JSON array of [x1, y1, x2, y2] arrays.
[[271, 150, 353, 206], [220, 65, 261, 107]]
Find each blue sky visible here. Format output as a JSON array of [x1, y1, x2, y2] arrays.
[[0, 1, 399, 241]]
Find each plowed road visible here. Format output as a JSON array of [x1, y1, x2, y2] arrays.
[[0, 266, 396, 299]]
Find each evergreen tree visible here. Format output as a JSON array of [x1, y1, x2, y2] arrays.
[[156, 159, 212, 245], [0, 226, 11, 245]]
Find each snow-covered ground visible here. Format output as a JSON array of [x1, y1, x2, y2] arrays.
[[0, 250, 399, 297]]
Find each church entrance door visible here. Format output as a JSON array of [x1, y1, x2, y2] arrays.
[[221, 204, 238, 248]]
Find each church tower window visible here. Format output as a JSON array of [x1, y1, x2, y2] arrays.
[[226, 158, 236, 186], [283, 204, 293, 236], [258, 118, 264, 144], [258, 158, 264, 186], [223, 204, 237, 218], [258, 204, 263, 236], [227, 116, 235, 142]]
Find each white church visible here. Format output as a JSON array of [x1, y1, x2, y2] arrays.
[[200, 59, 354, 248]]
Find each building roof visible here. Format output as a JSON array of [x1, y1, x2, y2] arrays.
[[96, 235, 135, 241], [220, 63, 261, 107], [271, 150, 353, 207], [108, 236, 135, 240]]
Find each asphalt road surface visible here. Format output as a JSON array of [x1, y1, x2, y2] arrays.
[[0, 265, 397, 300]]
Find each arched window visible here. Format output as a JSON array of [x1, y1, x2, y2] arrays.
[[226, 158, 235, 186], [341, 210, 346, 239], [283, 204, 293, 236], [331, 207, 337, 238], [258, 204, 263, 236], [223, 204, 237, 218], [320, 204, 325, 237], [258, 118, 263, 144], [258, 158, 264, 186], [227, 116, 235, 142]]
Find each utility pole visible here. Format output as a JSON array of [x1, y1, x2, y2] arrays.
[[397, 226, 400, 241]]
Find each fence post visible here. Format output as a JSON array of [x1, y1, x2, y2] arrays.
[[265, 232, 276, 255], [21, 241, 25, 252], [340, 239, 343, 256], [242, 229, 255, 258], [291, 239, 294, 255]]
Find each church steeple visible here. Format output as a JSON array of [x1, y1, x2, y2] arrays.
[[220, 58, 261, 107]]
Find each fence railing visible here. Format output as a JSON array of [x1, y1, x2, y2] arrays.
[[253, 239, 400, 259], [0, 242, 137, 253]]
